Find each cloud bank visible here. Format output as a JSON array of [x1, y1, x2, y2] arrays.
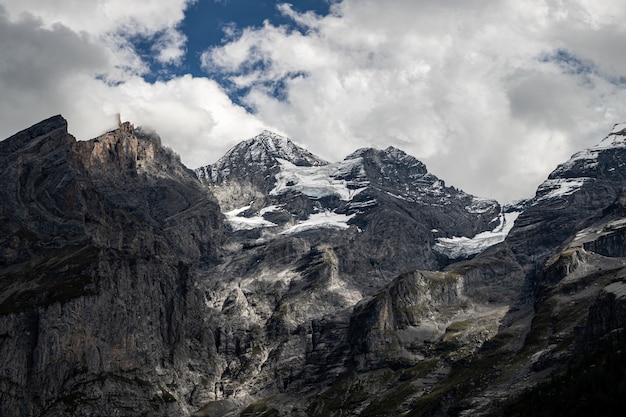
[[2, 0, 626, 202]]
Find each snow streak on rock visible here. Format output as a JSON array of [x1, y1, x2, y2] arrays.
[[224, 205, 276, 231], [280, 211, 356, 235], [434, 211, 520, 259], [535, 178, 591, 201]]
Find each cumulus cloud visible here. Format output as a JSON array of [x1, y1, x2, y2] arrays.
[[2, 0, 193, 76], [151, 27, 188, 66], [0, 6, 113, 135], [2, 0, 191, 37], [109, 75, 270, 168], [201, 0, 626, 202]]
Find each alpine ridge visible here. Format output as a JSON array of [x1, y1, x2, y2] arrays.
[[0, 116, 625, 417]]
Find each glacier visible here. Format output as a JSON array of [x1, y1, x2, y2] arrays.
[[270, 158, 366, 200]]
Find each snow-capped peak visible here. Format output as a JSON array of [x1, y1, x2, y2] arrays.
[[383, 145, 411, 160], [344, 146, 415, 162], [553, 123, 626, 173], [610, 123, 626, 135], [196, 131, 328, 184], [239, 130, 328, 167], [533, 123, 626, 203], [596, 123, 626, 149]]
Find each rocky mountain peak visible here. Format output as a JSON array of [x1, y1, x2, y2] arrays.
[[533, 124, 626, 203], [596, 122, 626, 147], [506, 123, 626, 287], [0, 115, 225, 416], [232, 130, 327, 167], [196, 131, 327, 186], [198, 130, 501, 273], [0, 115, 73, 158], [344, 145, 428, 177], [383, 144, 411, 158], [338, 146, 435, 200], [71, 121, 190, 183], [253, 130, 326, 166]]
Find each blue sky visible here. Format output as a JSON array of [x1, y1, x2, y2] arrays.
[[134, 1, 333, 82], [183, 1, 332, 76], [1, 0, 626, 202]]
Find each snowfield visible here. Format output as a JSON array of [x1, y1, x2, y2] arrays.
[[270, 158, 366, 200], [434, 211, 520, 259]]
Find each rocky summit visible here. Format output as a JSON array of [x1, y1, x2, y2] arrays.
[[1, 116, 625, 416]]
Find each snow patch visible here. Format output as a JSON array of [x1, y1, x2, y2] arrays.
[[385, 191, 408, 201], [225, 205, 250, 216], [224, 203, 355, 234], [347, 199, 378, 210], [281, 210, 355, 235], [259, 205, 282, 215], [434, 211, 520, 259], [596, 133, 626, 150], [224, 205, 277, 231], [535, 178, 590, 202], [610, 123, 626, 135]]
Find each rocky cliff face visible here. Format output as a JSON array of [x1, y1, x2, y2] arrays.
[[391, 124, 626, 416], [507, 124, 626, 280], [2, 117, 626, 417], [0, 116, 224, 416]]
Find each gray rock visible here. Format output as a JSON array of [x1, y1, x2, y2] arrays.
[[0, 117, 224, 416], [4, 117, 626, 417]]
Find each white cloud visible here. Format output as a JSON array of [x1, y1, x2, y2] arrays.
[[151, 27, 188, 65], [0, 1, 271, 169], [0, 6, 114, 135], [2, 0, 190, 35], [111, 75, 270, 168], [2, 0, 194, 76], [201, 0, 626, 202]]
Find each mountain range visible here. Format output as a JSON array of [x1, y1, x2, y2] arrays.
[[0, 115, 625, 416]]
